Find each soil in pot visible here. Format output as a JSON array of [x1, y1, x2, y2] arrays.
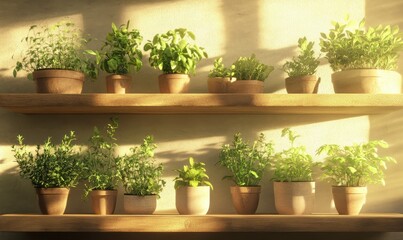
[[332, 186, 367, 215], [207, 77, 231, 93], [158, 74, 190, 93], [273, 182, 315, 215], [90, 190, 117, 215], [176, 186, 210, 215], [36, 188, 70, 215], [227, 80, 264, 93], [230, 186, 261, 214], [33, 69, 84, 94], [331, 69, 402, 93], [285, 75, 320, 94], [106, 74, 132, 94], [123, 194, 157, 214]]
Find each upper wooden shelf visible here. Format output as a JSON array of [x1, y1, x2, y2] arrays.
[[0, 93, 403, 115], [1, 214, 403, 232]]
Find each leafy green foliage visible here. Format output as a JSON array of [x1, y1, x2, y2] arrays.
[[88, 21, 143, 75], [173, 157, 213, 190], [317, 140, 396, 187], [12, 131, 83, 188], [232, 54, 274, 81], [208, 57, 235, 78], [82, 118, 120, 197], [143, 28, 208, 74], [283, 37, 320, 77], [271, 128, 316, 182], [218, 133, 274, 186], [117, 136, 165, 196], [13, 20, 98, 80], [320, 17, 403, 71]]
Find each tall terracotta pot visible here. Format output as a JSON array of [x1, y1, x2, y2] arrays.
[[106, 74, 132, 94], [33, 69, 84, 94], [158, 74, 190, 93], [331, 69, 401, 93], [230, 186, 261, 214], [285, 75, 320, 94], [207, 77, 231, 93], [36, 188, 70, 215], [176, 186, 210, 215], [90, 190, 117, 215], [227, 80, 264, 93], [273, 182, 315, 215], [332, 186, 367, 215], [123, 194, 157, 214]]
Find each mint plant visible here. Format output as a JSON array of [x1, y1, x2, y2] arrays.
[[12, 131, 83, 188], [317, 140, 396, 187], [218, 133, 274, 186], [320, 18, 403, 71], [283, 37, 320, 77], [117, 136, 165, 196], [208, 57, 235, 78], [174, 157, 213, 190], [232, 54, 274, 81], [271, 128, 316, 182], [13, 20, 98, 80], [143, 28, 208, 74]]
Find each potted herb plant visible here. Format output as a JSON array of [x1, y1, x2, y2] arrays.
[[117, 135, 165, 214], [13, 20, 97, 93], [271, 128, 317, 215], [317, 140, 396, 215], [174, 157, 213, 215], [320, 17, 403, 93], [12, 131, 83, 215], [89, 21, 143, 94], [228, 54, 274, 93], [207, 57, 235, 93], [218, 133, 274, 214], [283, 37, 320, 93], [83, 118, 120, 215], [143, 28, 208, 93]]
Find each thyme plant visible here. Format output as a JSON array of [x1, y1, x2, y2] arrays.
[[232, 54, 274, 81]]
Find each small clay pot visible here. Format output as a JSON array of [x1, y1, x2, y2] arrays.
[[332, 186, 367, 215], [176, 186, 210, 215], [207, 77, 231, 93], [90, 190, 117, 215], [158, 74, 190, 93], [123, 194, 157, 214], [33, 69, 84, 94], [36, 188, 70, 215], [227, 80, 264, 93], [106, 74, 132, 94], [230, 186, 261, 214], [285, 75, 320, 94], [273, 182, 315, 215]]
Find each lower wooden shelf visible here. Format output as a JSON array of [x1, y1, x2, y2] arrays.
[[1, 214, 403, 232]]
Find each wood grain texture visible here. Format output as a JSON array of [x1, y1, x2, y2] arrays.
[[0, 94, 402, 114], [1, 214, 403, 232]]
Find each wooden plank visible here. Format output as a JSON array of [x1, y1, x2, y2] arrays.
[[1, 214, 403, 232], [0, 94, 402, 115]]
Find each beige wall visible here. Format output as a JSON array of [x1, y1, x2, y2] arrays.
[[1, 0, 403, 239]]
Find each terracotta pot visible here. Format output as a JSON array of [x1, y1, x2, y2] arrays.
[[207, 77, 231, 93], [123, 194, 157, 214], [285, 75, 320, 94], [176, 186, 210, 215], [90, 190, 117, 215], [158, 74, 190, 93], [36, 188, 70, 215], [331, 69, 402, 93], [273, 182, 315, 215], [106, 74, 132, 94], [33, 69, 84, 94], [332, 186, 367, 215], [227, 80, 264, 93], [230, 186, 261, 214]]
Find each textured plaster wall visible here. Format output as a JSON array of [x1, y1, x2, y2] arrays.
[[1, 0, 403, 239]]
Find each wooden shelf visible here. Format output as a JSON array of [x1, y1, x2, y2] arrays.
[[1, 214, 403, 232], [0, 94, 403, 115]]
